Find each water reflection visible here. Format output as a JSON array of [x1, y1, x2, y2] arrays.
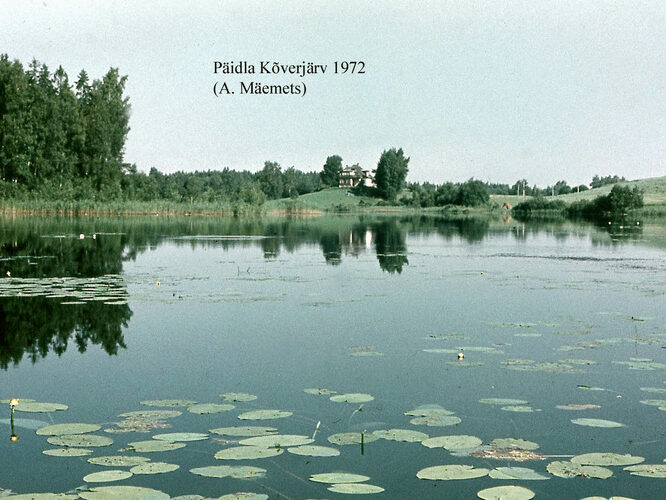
[[0, 214, 660, 368]]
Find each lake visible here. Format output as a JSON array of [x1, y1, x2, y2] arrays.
[[0, 214, 664, 499]]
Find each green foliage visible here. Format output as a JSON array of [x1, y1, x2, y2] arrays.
[[512, 196, 567, 215], [590, 174, 626, 189], [375, 148, 409, 200], [456, 179, 489, 206], [320, 155, 342, 187]]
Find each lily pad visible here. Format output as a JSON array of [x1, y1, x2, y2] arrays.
[[556, 404, 600, 411], [304, 388, 337, 395], [417, 464, 490, 480], [571, 453, 645, 466], [129, 462, 180, 474], [190, 465, 266, 479], [640, 387, 666, 393], [490, 438, 539, 451], [47, 434, 113, 447], [287, 445, 340, 457], [43, 448, 93, 457], [405, 407, 455, 417], [5, 495, 77, 500], [501, 406, 536, 413], [14, 402, 68, 413], [78, 486, 169, 499], [210, 426, 278, 437], [373, 429, 429, 442], [488, 467, 549, 480], [327, 432, 380, 445], [546, 460, 613, 478], [310, 473, 370, 484], [129, 440, 186, 452], [140, 399, 197, 407], [410, 415, 461, 427], [187, 403, 235, 414], [330, 393, 374, 403], [479, 398, 528, 406], [217, 494, 268, 500], [422, 435, 482, 450], [477, 485, 536, 499], [215, 446, 283, 460], [36, 423, 101, 436], [445, 360, 485, 367], [327, 484, 385, 494], [571, 418, 625, 428], [83, 470, 133, 483], [220, 392, 258, 402], [239, 434, 314, 447], [88, 456, 151, 467], [624, 464, 666, 477], [118, 410, 181, 419], [152, 432, 208, 441], [238, 409, 292, 420], [639, 399, 666, 406]]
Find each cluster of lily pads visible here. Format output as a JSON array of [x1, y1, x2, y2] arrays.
[[0, 275, 127, 304], [3, 383, 666, 500]]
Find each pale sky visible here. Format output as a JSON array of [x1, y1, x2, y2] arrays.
[[0, 0, 664, 186]]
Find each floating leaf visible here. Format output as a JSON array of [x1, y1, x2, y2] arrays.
[[410, 415, 461, 427], [187, 403, 235, 414], [5, 495, 76, 499], [501, 406, 536, 413], [210, 426, 278, 437], [423, 348, 458, 354], [488, 467, 549, 480], [88, 456, 151, 467], [556, 404, 600, 411], [490, 438, 539, 451], [217, 494, 268, 500], [639, 399, 666, 406], [404, 407, 454, 417], [640, 387, 666, 393], [287, 445, 340, 457], [43, 448, 93, 457], [571, 453, 645, 466], [118, 410, 181, 419], [47, 434, 113, 447], [152, 432, 208, 441], [129, 440, 186, 452], [624, 464, 666, 477], [470, 447, 545, 462], [140, 399, 197, 407], [373, 428, 429, 442], [445, 360, 485, 367], [479, 398, 528, 406], [36, 423, 101, 436], [78, 486, 169, 499], [330, 393, 374, 403], [546, 461, 612, 478], [220, 392, 258, 402], [477, 485, 536, 499], [190, 465, 266, 479], [327, 484, 385, 494], [303, 388, 337, 395], [239, 434, 314, 447], [215, 446, 283, 460], [14, 402, 68, 413], [238, 409, 292, 420], [83, 470, 133, 483], [129, 462, 180, 474], [310, 473, 370, 484], [422, 435, 482, 450], [417, 464, 490, 480], [327, 432, 380, 445], [571, 418, 625, 428]]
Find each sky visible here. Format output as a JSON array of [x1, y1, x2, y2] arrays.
[[0, 0, 664, 187]]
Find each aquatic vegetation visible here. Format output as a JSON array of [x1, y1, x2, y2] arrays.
[[140, 399, 197, 407], [546, 461, 613, 479], [88, 456, 150, 467], [214, 446, 283, 460], [237, 409, 292, 420], [303, 388, 337, 395], [327, 432, 380, 445], [479, 398, 528, 405], [46, 435, 113, 447], [238, 434, 313, 447], [217, 494, 268, 500], [190, 465, 266, 479], [287, 445, 340, 457], [488, 467, 549, 480], [152, 432, 208, 441], [13, 402, 68, 413], [220, 392, 258, 402], [417, 464, 490, 480], [187, 403, 235, 414], [421, 435, 482, 450], [490, 438, 539, 450], [309, 472, 370, 483], [209, 426, 278, 436], [83, 470, 133, 483], [404, 407, 454, 417], [570, 418, 625, 428], [330, 393, 374, 403], [556, 404, 601, 410], [78, 486, 169, 499], [477, 485, 536, 499], [128, 440, 186, 452], [36, 423, 101, 436], [571, 453, 645, 466], [501, 406, 537, 412], [623, 464, 666, 477], [129, 462, 180, 474], [409, 415, 462, 426], [327, 483, 385, 494], [43, 448, 93, 457], [373, 428, 429, 442]]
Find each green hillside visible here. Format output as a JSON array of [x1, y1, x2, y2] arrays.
[[263, 187, 383, 213], [555, 176, 666, 205]]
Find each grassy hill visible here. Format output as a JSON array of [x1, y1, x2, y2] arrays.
[[263, 188, 385, 213], [555, 176, 666, 205]]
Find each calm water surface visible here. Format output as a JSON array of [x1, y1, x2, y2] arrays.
[[0, 215, 664, 498]]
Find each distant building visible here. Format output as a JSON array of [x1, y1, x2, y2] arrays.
[[339, 164, 375, 188]]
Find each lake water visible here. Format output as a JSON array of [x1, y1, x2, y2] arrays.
[[0, 215, 664, 499]]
